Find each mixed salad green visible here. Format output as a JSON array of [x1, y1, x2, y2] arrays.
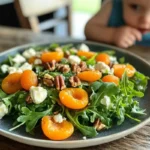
[[0, 43, 149, 140]]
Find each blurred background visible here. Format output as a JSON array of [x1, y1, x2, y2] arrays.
[[0, 0, 101, 39]]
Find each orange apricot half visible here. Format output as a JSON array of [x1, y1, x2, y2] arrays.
[[41, 116, 74, 140], [77, 50, 96, 58], [20, 70, 38, 90], [96, 53, 110, 65], [41, 51, 64, 63], [113, 64, 136, 78], [2, 73, 22, 94], [77, 70, 102, 82], [102, 75, 119, 86], [59, 88, 88, 109]]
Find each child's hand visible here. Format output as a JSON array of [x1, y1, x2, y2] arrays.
[[113, 26, 142, 48]]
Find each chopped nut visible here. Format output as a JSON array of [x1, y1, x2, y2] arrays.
[[80, 61, 87, 71], [94, 119, 106, 131], [57, 64, 70, 73], [43, 74, 54, 87], [26, 95, 33, 104], [43, 60, 56, 71], [69, 76, 81, 87], [71, 63, 81, 73], [55, 75, 66, 90], [71, 61, 87, 73]]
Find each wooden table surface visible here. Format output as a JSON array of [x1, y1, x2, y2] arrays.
[[0, 26, 150, 150]]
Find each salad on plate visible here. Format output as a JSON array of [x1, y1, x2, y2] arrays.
[[0, 43, 149, 141]]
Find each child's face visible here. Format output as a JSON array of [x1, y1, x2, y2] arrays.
[[123, 0, 150, 34]]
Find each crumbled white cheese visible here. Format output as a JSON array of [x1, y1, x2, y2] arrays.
[[12, 54, 26, 64], [70, 48, 78, 53], [95, 61, 110, 73], [68, 55, 81, 64], [22, 48, 36, 59], [8, 67, 23, 74], [110, 56, 118, 64], [101, 96, 111, 108], [108, 68, 114, 75], [0, 102, 8, 119], [53, 113, 63, 123], [34, 59, 42, 65], [30, 86, 47, 104], [83, 136, 87, 140], [35, 52, 42, 58], [89, 65, 95, 70], [1, 64, 9, 73], [20, 62, 32, 71], [137, 85, 144, 90], [79, 43, 90, 52]]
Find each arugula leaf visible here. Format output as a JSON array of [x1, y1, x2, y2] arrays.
[[86, 54, 97, 66], [66, 109, 97, 137], [90, 81, 119, 106], [11, 106, 54, 132], [119, 57, 125, 64], [61, 44, 73, 52], [48, 43, 59, 51], [130, 71, 149, 92], [100, 50, 115, 55]]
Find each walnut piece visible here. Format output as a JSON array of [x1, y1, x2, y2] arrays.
[[80, 61, 87, 71], [55, 75, 66, 90], [69, 76, 81, 87], [57, 64, 70, 73], [71, 61, 87, 73], [94, 119, 106, 131], [43, 74, 54, 87], [44, 60, 56, 71]]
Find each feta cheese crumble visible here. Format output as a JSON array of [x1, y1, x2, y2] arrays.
[[79, 43, 90, 52], [82, 136, 87, 140], [0, 102, 8, 119], [30, 86, 47, 104], [101, 96, 111, 108], [1, 64, 9, 73], [20, 62, 32, 71], [22, 48, 36, 59], [8, 67, 22, 74], [53, 113, 64, 123], [34, 59, 42, 65], [68, 55, 81, 64], [95, 62, 110, 73], [12, 54, 26, 64]]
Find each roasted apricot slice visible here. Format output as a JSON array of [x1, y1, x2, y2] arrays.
[[77, 70, 102, 82], [59, 88, 88, 109], [20, 70, 38, 90], [42, 116, 74, 140], [2, 73, 22, 94], [41, 51, 64, 63], [102, 75, 119, 86], [77, 50, 96, 58], [96, 53, 110, 65], [113, 64, 136, 78]]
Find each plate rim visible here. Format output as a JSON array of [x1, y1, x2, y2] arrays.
[[0, 40, 150, 148]]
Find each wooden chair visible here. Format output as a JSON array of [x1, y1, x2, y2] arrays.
[[14, 0, 72, 35]]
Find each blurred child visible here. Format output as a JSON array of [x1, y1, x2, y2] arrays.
[[85, 0, 150, 48]]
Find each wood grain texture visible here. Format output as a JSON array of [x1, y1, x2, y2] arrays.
[[0, 26, 150, 150]]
